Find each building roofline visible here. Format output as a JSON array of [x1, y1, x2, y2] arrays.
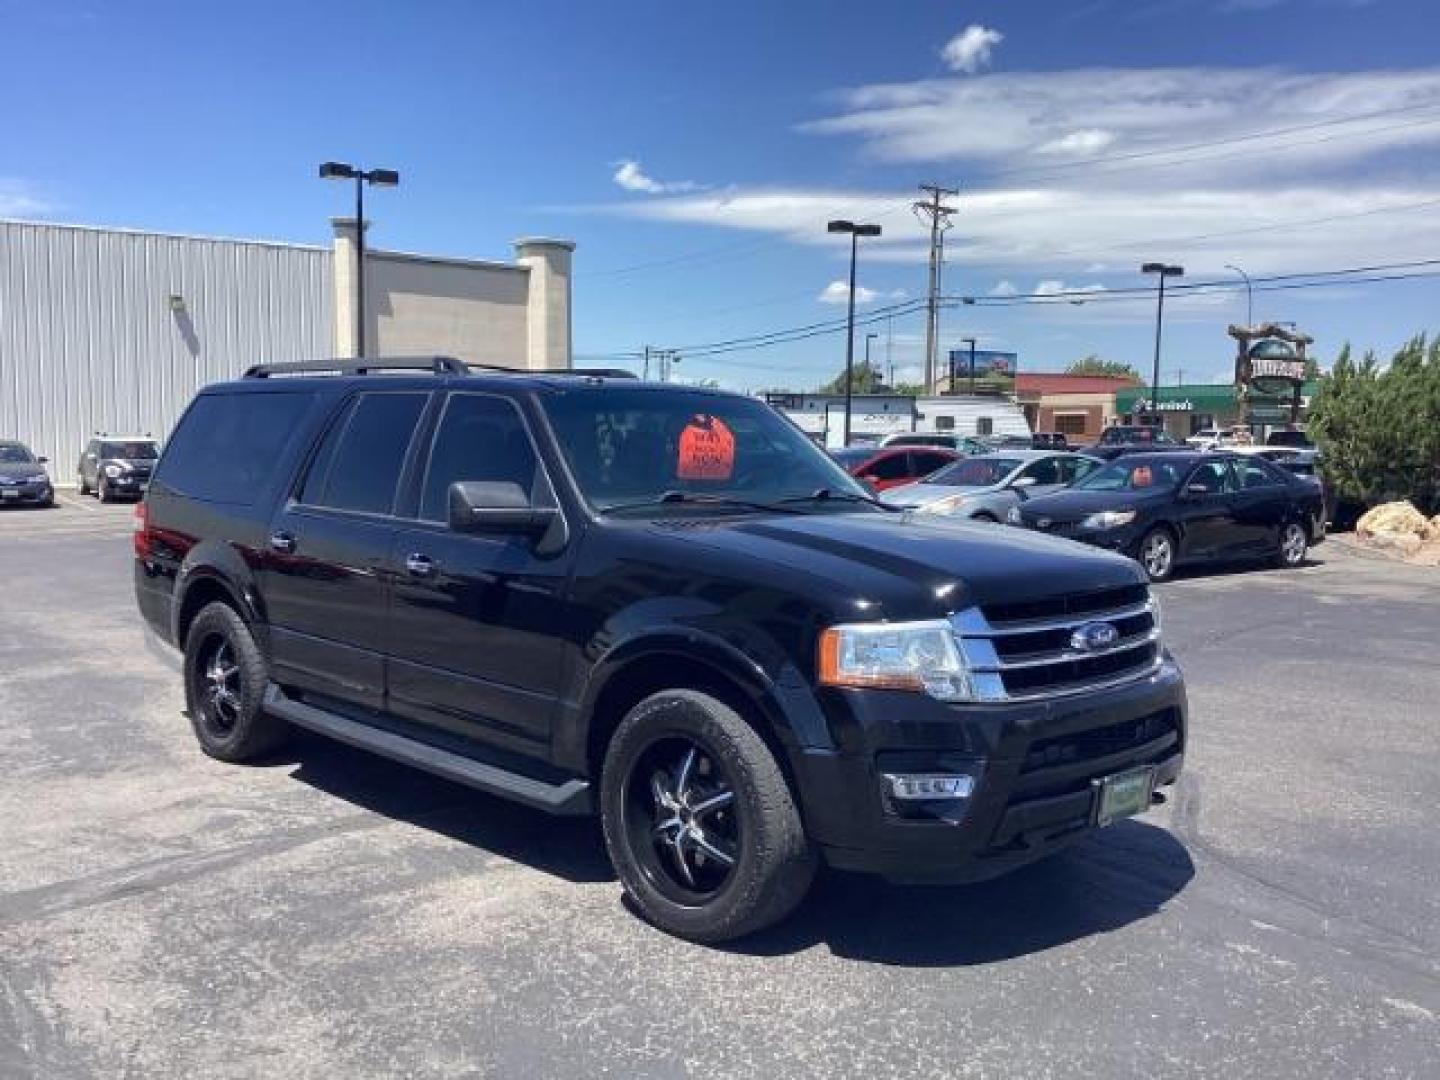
[[0, 216, 329, 253], [366, 247, 528, 274]]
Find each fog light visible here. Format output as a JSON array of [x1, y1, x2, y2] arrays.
[[884, 773, 975, 801]]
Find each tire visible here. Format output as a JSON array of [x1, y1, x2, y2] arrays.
[[96, 478, 110, 503], [1137, 526, 1176, 583], [1275, 520, 1308, 569], [182, 601, 288, 762], [600, 689, 817, 943], [77, 473, 90, 495]]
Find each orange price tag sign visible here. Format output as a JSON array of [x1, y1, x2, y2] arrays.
[[677, 415, 736, 481]]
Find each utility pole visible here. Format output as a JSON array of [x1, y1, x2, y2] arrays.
[[914, 183, 959, 394], [642, 345, 652, 381]]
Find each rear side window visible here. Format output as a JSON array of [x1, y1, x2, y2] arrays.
[[156, 391, 314, 505], [300, 392, 427, 515]]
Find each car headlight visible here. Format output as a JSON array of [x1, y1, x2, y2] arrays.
[[103, 464, 122, 478], [1006, 505, 1022, 525], [919, 494, 968, 515], [1080, 509, 1137, 530], [818, 620, 974, 701]]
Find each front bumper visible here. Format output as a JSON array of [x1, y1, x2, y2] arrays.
[[789, 660, 1187, 882], [0, 482, 53, 505]]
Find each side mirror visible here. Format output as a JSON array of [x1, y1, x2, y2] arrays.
[[37, 456, 48, 464], [447, 481, 556, 538]]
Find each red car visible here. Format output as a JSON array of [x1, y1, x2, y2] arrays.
[[830, 445, 959, 492]]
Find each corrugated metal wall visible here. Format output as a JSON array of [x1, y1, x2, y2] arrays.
[[0, 220, 332, 478]]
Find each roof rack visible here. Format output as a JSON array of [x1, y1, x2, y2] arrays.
[[242, 357, 637, 380], [243, 356, 469, 379]]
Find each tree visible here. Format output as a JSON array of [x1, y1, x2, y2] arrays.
[[1065, 355, 1141, 380], [1309, 334, 1440, 514], [819, 361, 884, 395]]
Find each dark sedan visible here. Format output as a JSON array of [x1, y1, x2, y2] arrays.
[[0, 441, 54, 508], [1085, 425, 1189, 461], [1009, 451, 1325, 582]]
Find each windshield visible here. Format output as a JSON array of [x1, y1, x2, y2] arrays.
[[1075, 456, 1189, 492], [0, 443, 36, 464], [101, 440, 159, 459], [541, 389, 870, 514], [923, 457, 1022, 487]]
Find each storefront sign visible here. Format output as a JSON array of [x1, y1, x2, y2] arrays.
[[1130, 398, 1194, 413]]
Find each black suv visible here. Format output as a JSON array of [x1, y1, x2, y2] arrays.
[[136, 358, 1187, 942], [78, 435, 161, 501]]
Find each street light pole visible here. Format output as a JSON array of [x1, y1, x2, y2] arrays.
[[1225, 263, 1253, 328], [828, 219, 882, 445], [1141, 262, 1184, 425], [962, 336, 977, 396], [320, 162, 400, 359], [864, 333, 878, 386]]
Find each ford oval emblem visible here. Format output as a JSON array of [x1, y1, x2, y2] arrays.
[[1036, 517, 1052, 529], [1070, 621, 1119, 652]]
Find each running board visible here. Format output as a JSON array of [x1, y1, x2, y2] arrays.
[[263, 686, 592, 815]]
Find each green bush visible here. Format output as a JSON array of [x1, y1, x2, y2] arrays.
[[1308, 335, 1440, 515]]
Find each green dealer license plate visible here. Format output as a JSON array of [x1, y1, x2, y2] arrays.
[[1094, 766, 1156, 827]]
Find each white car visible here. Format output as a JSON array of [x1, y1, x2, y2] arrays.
[[880, 450, 1101, 521]]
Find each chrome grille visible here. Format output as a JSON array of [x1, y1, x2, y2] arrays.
[[952, 586, 1162, 702]]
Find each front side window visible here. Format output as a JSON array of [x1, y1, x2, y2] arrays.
[[1237, 458, 1279, 489], [1018, 457, 1062, 486], [540, 388, 866, 514], [865, 453, 913, 481], [300, 392, 427, 515], [1188, 461, 1238, 494], [419, 394, 540, 522]]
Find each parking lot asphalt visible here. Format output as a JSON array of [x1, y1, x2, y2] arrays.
[[1, 501, 1436, 1079]]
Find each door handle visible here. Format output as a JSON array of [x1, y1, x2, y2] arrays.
[[405, 553, 436, 578], [268, 531, 296, 554]]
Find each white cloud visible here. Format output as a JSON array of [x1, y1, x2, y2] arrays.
[[1036, 129, 1116, 155], [0, 179, 55, 217], [941, 25, 1003, 74], [1033, 280, 1107, 297], [611, 159, 700, 195], [818, 280, 878, 305], [990, 279, 1019, 296], [799, 67, 1440, 178]]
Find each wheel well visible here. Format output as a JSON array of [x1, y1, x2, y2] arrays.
[[176, 577, 241, 648], [585, 655, 795, 789]]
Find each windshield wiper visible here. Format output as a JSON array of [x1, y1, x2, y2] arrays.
[[774, 488, 902, 512], [599, 490, 807, 515]]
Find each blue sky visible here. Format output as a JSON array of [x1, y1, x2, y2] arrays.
[[4, 0, 1439, 389]]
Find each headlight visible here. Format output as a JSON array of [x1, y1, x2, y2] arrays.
[[1006, 505, 1022, 525], [818, 620, 973, 701], [103, 464, 122, 478], [1080, 509, 1137, 530], [920, 494, 968, 515]]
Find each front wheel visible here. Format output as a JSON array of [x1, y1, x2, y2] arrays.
[[600, 690, 816, 943], [1138, 527, 1176, 582], [1275, 520, 1308, 568]]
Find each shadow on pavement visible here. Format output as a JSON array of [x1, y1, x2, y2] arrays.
[[278, 732, 616, 885], [728, 820, 1194, 965], [277, 732, 1193, 963]]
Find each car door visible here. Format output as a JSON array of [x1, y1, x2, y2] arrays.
[[1175, 459, 1241, 560], [1231, 456, 1290, 552], [384, 391, 574, 757], [857, 450, 913, 491], [259, 390, 431, 712]]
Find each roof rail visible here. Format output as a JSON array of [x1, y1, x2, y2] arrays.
[[464, 363, 637, 380], [243, 356, 468, 379]]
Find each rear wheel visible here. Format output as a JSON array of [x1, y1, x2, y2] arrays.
[[601, 690, 816, 943], [1138, 527, 1176, 582], [1275, 520, 1308, 568], [183, 602, 287, 762], [77, 473, 90, 495]]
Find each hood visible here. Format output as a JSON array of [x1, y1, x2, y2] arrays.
[[647, 510, 1143, 620], [879, 482, 997, 508], [0, 461, 48, 481], [1019, 487, 1172, 522]]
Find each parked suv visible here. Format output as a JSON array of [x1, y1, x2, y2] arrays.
[[136, 358, 1187, 942], [78, 434, 161, 501]]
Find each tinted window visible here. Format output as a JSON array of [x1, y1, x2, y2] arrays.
[[1188, 461, 1238, 494], [420, 395, 539, 522], [1058, 457, 1098, 483], [1076, 457, 1190, 492], [927, 457, 1022, 487], [911, 450, 955, 476], [156, 392, 314, 505], [1019, 457, 1062, 486], [866, 453, 912, 481], [1236, 458, 1279, 489], [303, 392, 426, 514]]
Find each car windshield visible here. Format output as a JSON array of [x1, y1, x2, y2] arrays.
[[923, 457, 1022, 488], [541, 388, 871, 514], [0, 443, 36, 464], [1104, 427, 1177, 445], [1075, 456, 1189, 491], [101, 440, 159, 459]]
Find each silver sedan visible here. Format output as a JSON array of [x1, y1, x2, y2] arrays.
[[880, 450, 1102, 521]]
